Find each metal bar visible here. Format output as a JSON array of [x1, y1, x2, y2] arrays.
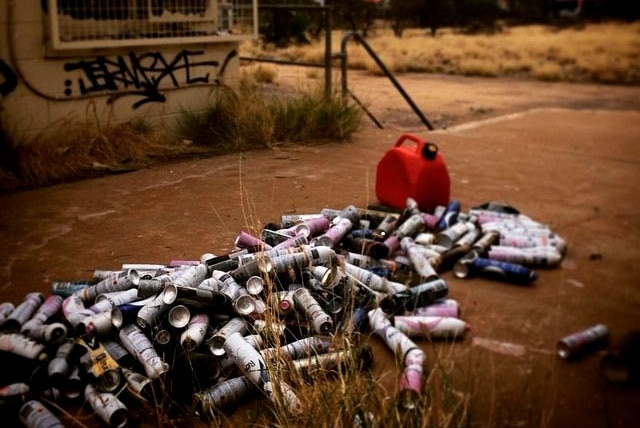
[[239, 57, 324, 68], [347, 88, 383, 129], [340, 31, 434, 131], [324, 8, 332, 97], [252, 4, 333, 97]]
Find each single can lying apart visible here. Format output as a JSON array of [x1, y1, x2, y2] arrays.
[[557, 324, 609, 360]]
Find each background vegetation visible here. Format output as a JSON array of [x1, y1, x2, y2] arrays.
[[245, 22, 640, 85]]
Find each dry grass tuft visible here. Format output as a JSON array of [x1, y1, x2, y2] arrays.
[[1, 80, 362, 193]]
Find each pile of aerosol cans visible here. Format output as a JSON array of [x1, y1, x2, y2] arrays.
[[1, 198, 573, 427]]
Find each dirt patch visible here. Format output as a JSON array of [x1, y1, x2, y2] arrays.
[[1, 71, 639, 427]]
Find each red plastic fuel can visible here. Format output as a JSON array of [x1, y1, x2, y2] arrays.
[[375, 133, 450, 213]]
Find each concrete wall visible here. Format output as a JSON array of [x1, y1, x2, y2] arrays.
[[0, 1, 243, 139]]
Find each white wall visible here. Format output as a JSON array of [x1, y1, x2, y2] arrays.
[[0, 1, 242, 139]]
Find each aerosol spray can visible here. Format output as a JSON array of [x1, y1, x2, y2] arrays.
[[291, 346, 373, 379], [400, 237, 440, 280], [47, 340, 75, 386], [393, 316, 470, 340], [19, 400, 65, 428], [470, 230, 501, 257], [90, 288, 140, 314], [170, 263, 209, 288], [60, 365, 84, 402], [374, 213, 429, 259], [84, 383, 129, 428], [310, 218, 353, 248], [261, 336, 333, 363], [292, 287, 334, 334], [0, 302, 15, 328], [207, 317, 248, 356], [557, 324, 609, 360], [78, 269, 140, 303], [487, 245, 563, 268], [0, 333, 47, 361], [373, 213, 400, 240], [245, 276, 265, 296], [20, 295, 63, 335], [453, 255, 538, 285], [192, 376, 257, 417], [235, 231, 272, 250], [118, 324, 168, 380], [436, 221, 473, 249], [436, 199, 461, 231], [180, 313, 210, 352], [399, 278, 449, 311], [50, 280, 92, 298], [3, 292, 44, 332], [136, 284, 178, 329], [121, 367, 154, 402], [229, 331, 303, 415], [408, 298, 461, 318], [368, 308, 425, 410], [293, 216, 331, 238]]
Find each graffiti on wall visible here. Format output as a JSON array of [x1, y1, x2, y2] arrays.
[[0, 60, 18, 97], [63, 49, 237, 108]]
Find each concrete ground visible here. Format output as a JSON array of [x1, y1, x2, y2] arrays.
[[1, 73, 639, 427]]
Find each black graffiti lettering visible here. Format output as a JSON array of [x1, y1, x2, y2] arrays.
[[181, 51, 214, 85], [216, 49, 238, 82], [64, 58, 118, 94], [0, 59, 19, 97], [64, 50, 228, 108]]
